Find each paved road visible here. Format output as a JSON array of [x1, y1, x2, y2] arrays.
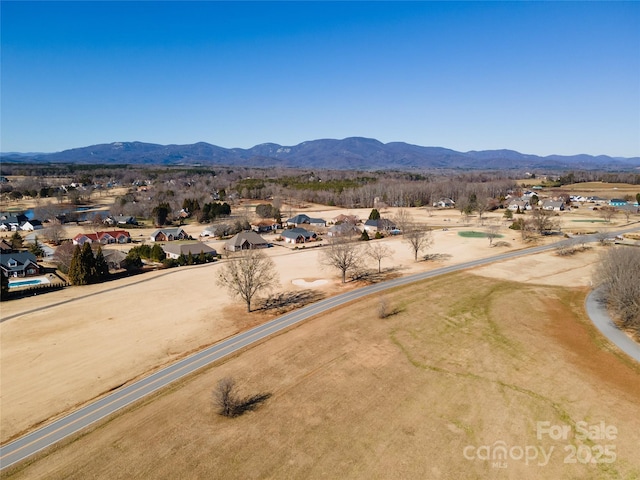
[[585, 289, 640, 363], [1, 227, 638, 470]]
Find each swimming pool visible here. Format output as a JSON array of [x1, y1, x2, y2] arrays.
[[8, 277, 51, 289]]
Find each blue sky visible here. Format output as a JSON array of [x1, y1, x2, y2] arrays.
[[2, 1, 639, 157]]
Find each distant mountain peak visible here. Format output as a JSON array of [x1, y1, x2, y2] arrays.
[[1, 138, 638, 171]]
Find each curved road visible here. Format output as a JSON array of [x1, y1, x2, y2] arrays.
[[1, 228, 639, 470], [585, 289, 640, 363]]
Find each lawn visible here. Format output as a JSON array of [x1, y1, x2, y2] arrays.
[[457, 230, 504, 239]]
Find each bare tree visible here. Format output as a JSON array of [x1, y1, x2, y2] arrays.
[[217, 250, 278, 312], [403, 225, 433, 261], [598, 206, 617, 223], [43, 221, 66, 245], [595, 231, 611, 245], [594, 247, 640, 337], [366, 242, 394, 273], [475, 197, 491, 225], [320, 236, 363, 283], [213, 377, 271, 418], [392, 207, 414, 234], [486, 223, 500, 246], [378, 295, 391, 319], [529, 209, 559, 235], [52, 240, 75, 273]]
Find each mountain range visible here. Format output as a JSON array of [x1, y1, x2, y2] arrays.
[[2, 137, 639, 171]]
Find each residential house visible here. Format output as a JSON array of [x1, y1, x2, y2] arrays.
[[73, 230, 131, 245], [281, 227, 317, 244], [0, 239, 13, 253], [20, 220, 43, 231], [609, 199, 628, 207], [225, 231, 269, 252], [0, 252, 41, 278], [363, 218, 397, 233], [327, 223, 360, 238], [507, 199, 531, 211], [163, 242, 217, 260], [542, 200, 565, 211], [333, 214, 359, 225], [251, 220, 279, 233], [102, 249, 127, 270], [0, 214, 28, 231], [433, 198, 455, 208], [285, 214, 326, 228], [149, 227, 187, 242], [105, 215, 138, 226]]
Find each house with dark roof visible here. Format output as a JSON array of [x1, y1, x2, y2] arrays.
[[285, 214, 326, 228], [20, 220, 43, 231], [251, 220, 279, 233], [225, 231, 269, 252], [104, 215, 138, 226], [0, 214, 28, 231], [0, 252, 41, 278], [281, 227, 317, 244]]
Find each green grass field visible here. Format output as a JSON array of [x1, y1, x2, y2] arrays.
[[457, 230, 504, 238]]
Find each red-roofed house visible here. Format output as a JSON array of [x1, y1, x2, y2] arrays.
[[72, 230, 131, 246]]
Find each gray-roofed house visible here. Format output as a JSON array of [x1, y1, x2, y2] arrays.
[[225, 231, 269, 252], [285, 214, 326, 228], [363, 218, 397, 233], [163, 242, 217, 260], [542, 200, 565, 211], [149, 227, 188, 242], [327, 223, 360, 237], [281, 227, 317, 244], [0, 252, 41, 278]]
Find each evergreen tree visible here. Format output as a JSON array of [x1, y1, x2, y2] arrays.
[[152, 202, 171, 226], [124, 249, 143, 271], [93, 245, 110, 282], [150, 243, 165, 262], [68, 245, 87, 285], [368, 209, 381, 220], [28, 236, 45, 257], [80, 242, 95, 282], [10, 231, 23, 250]]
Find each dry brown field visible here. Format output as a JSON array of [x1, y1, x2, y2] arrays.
[[3, 273, 640, 479], [1, 181, 640, 478]]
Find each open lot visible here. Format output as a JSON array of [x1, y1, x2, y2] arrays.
[[1, 182, 639, 478], [3, 272, 640, 479]]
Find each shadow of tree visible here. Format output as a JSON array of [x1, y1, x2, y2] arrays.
[[260, 289, 326, 313], [422, 253, 453, 262]]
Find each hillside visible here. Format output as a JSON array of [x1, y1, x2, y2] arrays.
[[2, 137, 639, 171]]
